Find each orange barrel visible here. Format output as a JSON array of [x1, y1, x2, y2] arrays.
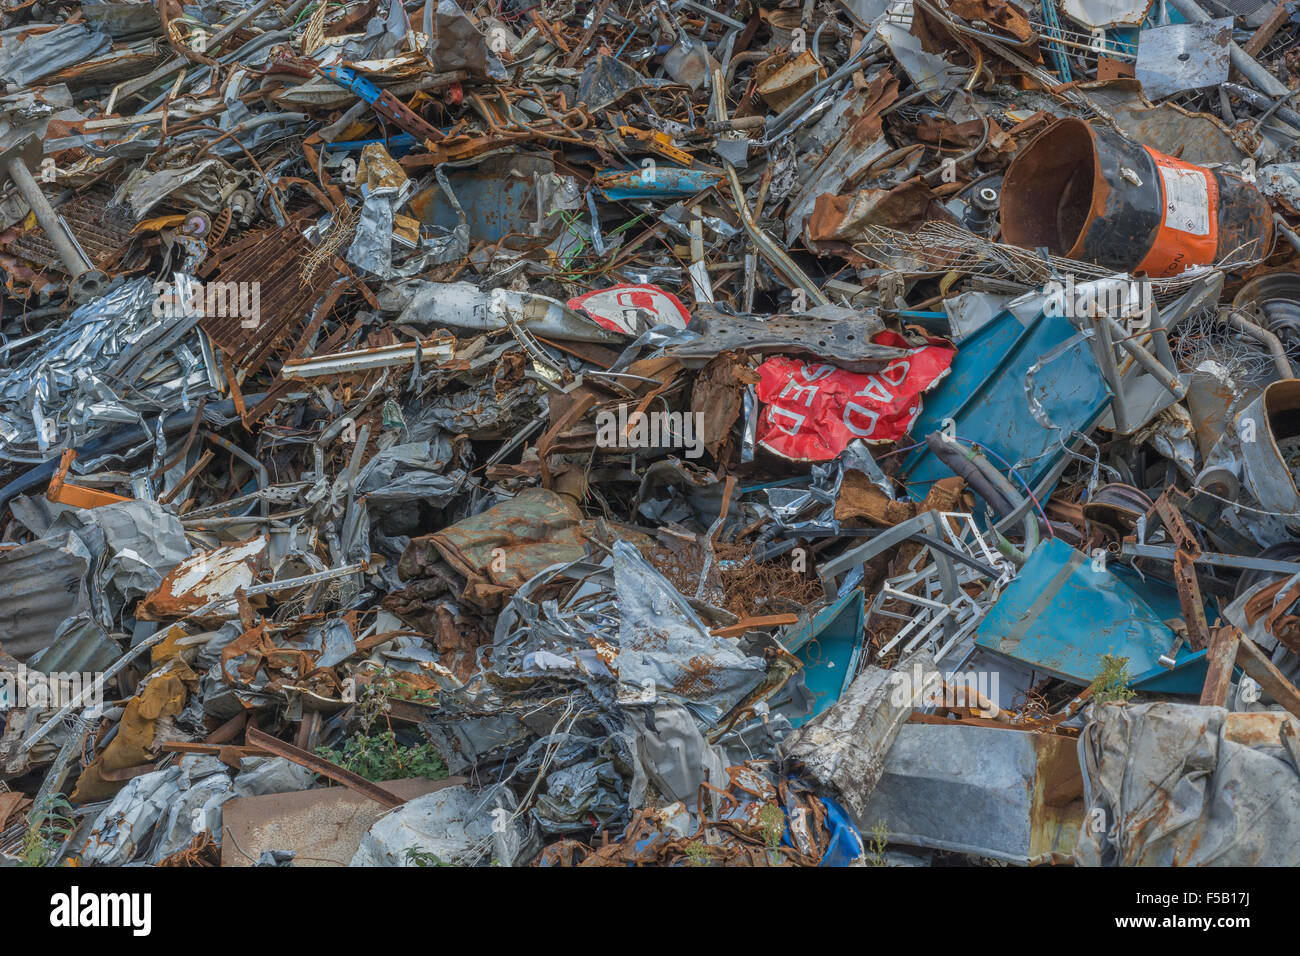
[[1000, 117, 1272, 278]]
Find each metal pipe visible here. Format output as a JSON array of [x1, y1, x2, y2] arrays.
[[724, 161, 830, 307], [925, 433, 1037, 563], [1091, 314, 1133, 433], [1221, 308, 1294, 380], [3, 153, 106, 302], [712, 68, 830, 306], [1100, 314, 1187, 399], [1274, 213, 1300, 257], [206, 431, 270, 517], [724, 49, 768, 85], [967, 450, 1040, 558], [673, 0, 746, 31], [1222, 83, 1300, 137], [205, 0, 275, 55], [924, 432, 1015, 515]]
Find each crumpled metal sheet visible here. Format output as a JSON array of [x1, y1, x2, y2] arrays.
[[69, 498, 192, 602], [1076, 702, 1300, 866], [780, 650, 935, 825], [77, 766, 185, 866], [406, 487, 590, 609], [781, 76, 897, 247], [109, 159, 246, 221], [612, 540, 765, 713], [531, 751, 628, 832], [1260, 162, 1300, 209], [631, 702, 728, 806], [26, 616, 121, 675], [356, 442, 464, 507], [1061, 0, 1153, 29], [577, 54, 671, 112], [0, 277, 203, 455], [78, 753, 318, 866], [350, 782, 535, 866], [80, 0, 161, 38], [137, 536, 266, 622], [423, 0, 508, 81], [0, 532, 93, 661], [0, 22, 111, 87], [389, 280, 624, 343], [1079, 81, 1250, 165], [347, 191, 397, 277]]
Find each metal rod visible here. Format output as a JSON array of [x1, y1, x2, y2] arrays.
[[4, 154, 106, 301]]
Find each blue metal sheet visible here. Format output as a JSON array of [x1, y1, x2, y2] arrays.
[[900, 309, 1110, 502], [418, 154, 555, 244], [592, 166, 723, 200], [785, 588, 865, 725], [974, 538, 1201, 686], [320, 133, 418, 156], [1109, 564, 1211, 692], [810, 796, 864, 866]]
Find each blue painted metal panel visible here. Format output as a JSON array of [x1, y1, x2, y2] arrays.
[[785, 588, 865, 725], [900, 309, 1110, 502], [1109, 564, 1211, 692], [974, 538, 1203, 686], [421, 154, 556, 243], [320, 133, 418, 156], [593, 166, 723, 200]]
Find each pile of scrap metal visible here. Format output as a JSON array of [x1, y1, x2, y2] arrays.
[[3, 0, 1300, 869]]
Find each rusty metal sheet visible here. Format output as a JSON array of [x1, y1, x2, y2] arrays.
[[7, 186, 133, 276], [221, 777, 463, 866], [137, 536, 267, 622], [399, 487, 589, 610]]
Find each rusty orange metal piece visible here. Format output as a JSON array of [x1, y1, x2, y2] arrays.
[[46, 449, 130, 508]]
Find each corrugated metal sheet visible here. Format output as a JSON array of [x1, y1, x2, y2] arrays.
[[0, 534, 91, 662]]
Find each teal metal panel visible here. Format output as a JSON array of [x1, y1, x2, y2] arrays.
[[974, 538, 1204, 687], [785, 588, 866, 725]]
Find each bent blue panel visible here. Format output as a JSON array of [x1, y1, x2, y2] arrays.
[[974, 538, 1201, 686], [593, 166, 724, 200], [784, 588, 866, 725], [900, 309, 1110, 503]]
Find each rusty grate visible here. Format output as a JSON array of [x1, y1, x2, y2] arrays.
[[8, 186, 134, 275], [198, 219, 343, 378]]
